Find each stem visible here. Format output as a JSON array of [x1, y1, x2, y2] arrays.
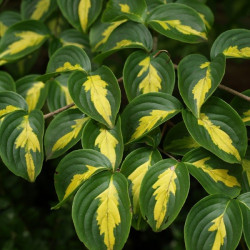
[[158, 147, 179, 161], [44, 103, 75, 119]]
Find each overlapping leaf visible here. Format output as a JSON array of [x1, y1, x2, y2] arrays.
[[211, 29, 250, 59], [178, 53, 226, 117], [163, 121, 199, 156], [121, 92, 182, 144], [16, 74, 48, 112], [183, 148, 241, 197], [183, 97, 247, 163], [241, 147, 250, 192], [68, 66, 121, 128], [45, 109, 89, 160], [123, 50, 175, 101], [81, 118, 123, 170], [57, 0, 103, 33], [0, 71, 15, 91], [0, 11, 21, 37], [140, 159, 189, 231], [136, 127, 162, 148], [145, 0, 167, 12], [147, 3, 207, 43], [0, 20, 49, 65], [0, 110, 44, 182], [102, 0, 147, 23], [72, 171, 131, 250], [185, 194, 242, 250], [121, 147, 162, 230]]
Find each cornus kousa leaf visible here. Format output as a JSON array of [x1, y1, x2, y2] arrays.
[[121, 92, 182, 144], [147, 3, 207, 43], [231, 89, 250, 126], [72, 171, 131, 250], [0, 110, 44, 182], [0, 91, 28, 119], [163, 121, 200, 156], [0, 71, 15, 91], [21, 0, 57, 21], [68, 66, 121, 128], [102, 0, 147, 23], [0, 11, 21, 37], [81, 118, 123, 171], [237, 192, 250, 248], [140, 159, 189, 232], [183, 148, 241, 198], [16, 74, 48, 112], [45, 109, 89, 160], [123, 50, 175, 102], [0, 20, 49, 65], [54, 149, 111, 208], [184, 194, 242, 250], [183, 97, 247, 164], [210, 29, 250, 59], [121, 147, 162, 231], [57, 0, 103, 33], [178, 53, 226, 117]]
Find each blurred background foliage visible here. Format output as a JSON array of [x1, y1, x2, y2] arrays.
[[0, 0, 249, 249]]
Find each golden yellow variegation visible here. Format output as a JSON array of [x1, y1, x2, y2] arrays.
[[31, 0, 50, 20], [242, 110, 250, 123], [61, 85, 74, 105], [223, 46, 250, 58], [56, 62, 83, 72], [78, 0, 91, 32], [0, 21, 7, 37], [0, 105, 21, 117], [112, 40, 144, 50], [119, 4, 130, 13]]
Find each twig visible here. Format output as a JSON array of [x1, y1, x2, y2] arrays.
[[117, 76, 123, 83], [158, 147, 179, 161], [153, 49, 171, 59], [44, 103, 75, 119], [174, 63, 178, 70]]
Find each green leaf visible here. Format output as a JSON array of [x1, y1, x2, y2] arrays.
[[16, 74, 48, 112], [45, 109, 89, 160], [68, 66, 121, 128], [0, 110, 44, 182], [0, 71, 15, 91], [81, 118, 123, 171], [145, 0, 167, 12], [184, 194, 242, 250], [72, 171, 131, 250], [231, 89, 250, 126], [210, 29, 250, 59], [121, 92, 182, 144], [183, 148, 241, 197], [54, 149, 111, 208], [21, 0, 57, 21], [121, 147, 162, 231], [102, 0, 147, 23], [57, 0, 103, 33], [136, 127, 162, 148], [183, 97, 247, 163], [0, 91, 28, 119], [0, 11, 21, 37], [237, 192, 250, 249], [147, 3, 207, 43], [123, 50, 175, 102], [178, 53, 226, 117], [163, 121, 200, 156], [140, 159, 189, 231], [242, 147, 250, 192], [0, 20, 49, 65]]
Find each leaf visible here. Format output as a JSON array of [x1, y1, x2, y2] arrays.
[[163, 121, 200, 156], [57, 0, 103, 33], [81, 118, 123, 170], [0, 110, 44, 182], [0, 91, 28, 119], [183, 97, 247, 163], [136, 127, 162, 148], [140, 159, 189, 231], [123, 50, 175, 101], [21, 0, 57, 21], [241, 147, 250, 192], [72, 171, 131, 250], [45, 109, 89, 160], [237, 192, 250, 249], [121, 147, 162, 230], [178, 53, 226, 117], [102, 0, 147, 23], [231, 89, 250, 126], [183, 148, 241, 197], [147, 3, 207, 43], [0, 11, 21, 37], [16, 74, 48, 112], [211, 29, 250, 59], [0, 20, 49, 65], [121, 92, 182, 144], [184, 194, 242, 250], [68, 66, 121, 128], [0, 70, 15, 91], [54, 149, 111, 208]]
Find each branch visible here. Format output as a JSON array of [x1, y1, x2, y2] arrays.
[[44, 103, 75, 119], [158, 147, 179, 161]]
